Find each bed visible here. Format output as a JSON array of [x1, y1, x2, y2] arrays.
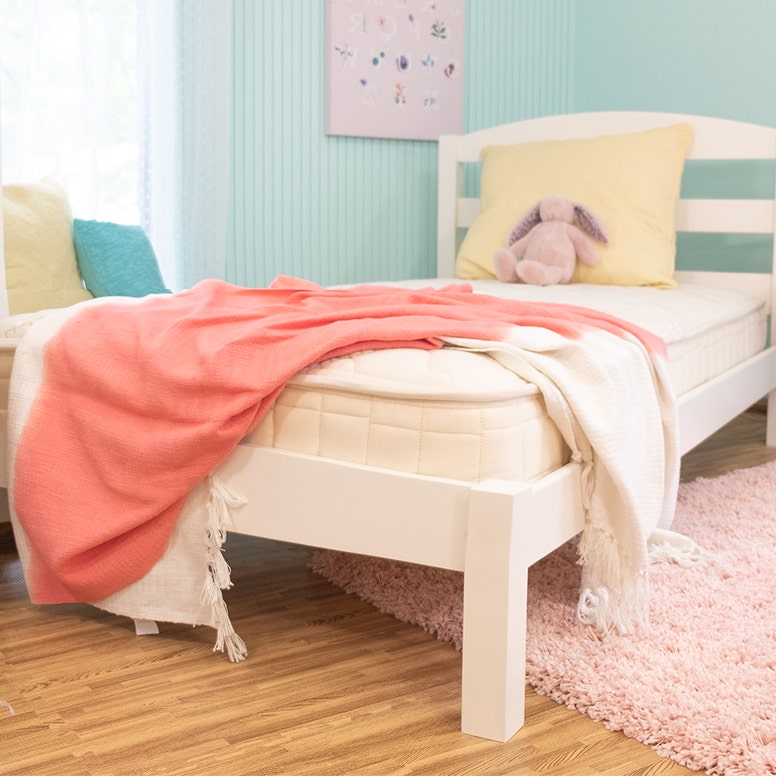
[[4, 111, 776, 743]]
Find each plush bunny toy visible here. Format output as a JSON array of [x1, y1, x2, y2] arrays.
[[493, 194, 610, 285]]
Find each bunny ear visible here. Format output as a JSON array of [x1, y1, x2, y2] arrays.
[[507, 202, 543, 246], [574, 204, 610, 244]]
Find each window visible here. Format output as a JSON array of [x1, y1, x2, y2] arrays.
[[1, 0, 233, 290], [1, 0, 141, 224]]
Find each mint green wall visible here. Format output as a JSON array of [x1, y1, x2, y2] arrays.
[[573, 0, 776, 274], [228, 0, 574, 288], [572, 0, 776, 127]]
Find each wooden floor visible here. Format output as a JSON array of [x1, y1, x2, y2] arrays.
[[2, 406, 775, 776]]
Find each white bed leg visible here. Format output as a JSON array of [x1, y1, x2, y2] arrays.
[[460, 481, 531, 742], [766, 389, 776, 447]]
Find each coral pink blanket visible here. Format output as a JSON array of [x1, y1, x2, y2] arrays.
[[8, 277, 677, 658]]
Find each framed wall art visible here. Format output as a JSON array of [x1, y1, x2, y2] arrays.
[[325, 0, 465, 141]]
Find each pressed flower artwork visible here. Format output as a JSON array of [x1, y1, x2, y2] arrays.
[[325, 0, 464, 140]]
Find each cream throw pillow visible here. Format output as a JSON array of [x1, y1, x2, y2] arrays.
[[3, 179, 94, 315], [455, 123, 694, 288]]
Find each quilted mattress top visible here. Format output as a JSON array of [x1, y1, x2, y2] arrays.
[[289, 279, 766, 400]]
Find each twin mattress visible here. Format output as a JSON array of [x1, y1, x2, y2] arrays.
[[0, 280, 766, 487], [246, 280, 766, 483]]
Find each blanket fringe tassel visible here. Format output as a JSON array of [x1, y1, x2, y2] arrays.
[[576, 529, 651, 635], [647, 528, 717, 567], [202, 474, 248, 662], [574, 457, 651, 635], [574, 461, 714, 635]]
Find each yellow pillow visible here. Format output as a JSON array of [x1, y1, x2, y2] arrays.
[[3, 179, 94, 315], [455, 123, 694, 288]]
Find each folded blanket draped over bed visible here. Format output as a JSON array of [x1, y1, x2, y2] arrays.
[[8, 277, 684, 659]]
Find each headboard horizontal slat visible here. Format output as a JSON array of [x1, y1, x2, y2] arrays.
[[676, 199, 776, 233]]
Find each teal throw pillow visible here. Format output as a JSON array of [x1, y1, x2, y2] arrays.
[[73, 219, 171, 298]]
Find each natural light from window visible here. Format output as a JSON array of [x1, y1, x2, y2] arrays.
[[0, 0, 140, 224]]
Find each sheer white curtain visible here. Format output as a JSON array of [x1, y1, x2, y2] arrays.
[[1, 0, 233, 291], [0, 0, 141, 222], [140, 0, 233, 290], [0, 96, 6, 316]]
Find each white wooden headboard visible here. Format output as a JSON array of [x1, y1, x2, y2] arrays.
[[436, 111, 776, 313]]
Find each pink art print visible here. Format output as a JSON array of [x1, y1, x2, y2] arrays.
[[325, 0, 465, 141]]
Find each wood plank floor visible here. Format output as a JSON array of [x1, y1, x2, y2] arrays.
[[2, 405, 774, 775]]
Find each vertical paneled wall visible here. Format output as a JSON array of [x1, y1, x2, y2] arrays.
[[465, 0, 574, 131], [229, 0, 575, 288]]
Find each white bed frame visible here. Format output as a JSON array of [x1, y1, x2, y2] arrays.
[[8, 113, 776, 742], [211, 113, 776, 741], [213, 113, 776, 742]]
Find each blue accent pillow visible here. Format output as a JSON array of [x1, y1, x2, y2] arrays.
[[73, 219, 171, 298]]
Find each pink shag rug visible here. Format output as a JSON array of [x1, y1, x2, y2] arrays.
[[310, 461, 776, 775]]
